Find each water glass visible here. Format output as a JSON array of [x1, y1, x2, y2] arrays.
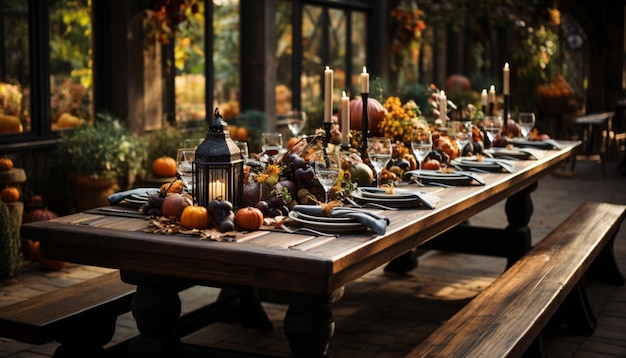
[[367, 137, 392, 187], [447, 121, 472, 155], [482, 116, 503, 145], [286, 110, 307, 137], [411, 130, 432, 170], [518, 112, 536, 138], [176, 148, 195, 193]]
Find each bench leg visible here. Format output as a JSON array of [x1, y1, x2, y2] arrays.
[[53, 315, 117, 358], [589, 229, 626, 285], [552, 282, 597, 335]]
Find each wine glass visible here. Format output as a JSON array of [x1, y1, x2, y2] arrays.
[[234, 141, 249, 162], [447, 121, 472, 155], [286, 110, 307, 137], [176, 148, 195, 193], [482, 115, 503, 145], [411, 130, 432, 170], [313, 151, 341, 203], [367, 137, 392, 187], [518, 112, 536, 138]]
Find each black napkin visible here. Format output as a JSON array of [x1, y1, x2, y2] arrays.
[[108, 188, 159, 205], [291, 205, 390, 235]]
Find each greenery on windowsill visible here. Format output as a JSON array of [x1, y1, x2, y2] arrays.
[[54, 112, 148, 184]]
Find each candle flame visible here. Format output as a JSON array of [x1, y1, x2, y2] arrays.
[[326, 66, 331, 71], [504, 62, 510, 69], [362, 66, 367, 73], [342, 90, 347, 97], [490, 85, 496, 91]]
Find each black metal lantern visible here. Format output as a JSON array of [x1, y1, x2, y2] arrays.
[[193, 108, 244, 209]]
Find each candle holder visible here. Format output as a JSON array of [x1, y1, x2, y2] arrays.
[[502, 94, 510, 136], [488, 103, 495, 117], [323, 121, 332, 149], [361, 92, 369, 159]]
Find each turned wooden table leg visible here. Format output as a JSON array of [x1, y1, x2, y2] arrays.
[[503, 182, 537, 267], [284, 289, 344, 358]]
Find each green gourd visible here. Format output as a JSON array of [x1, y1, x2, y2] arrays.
[[0, 200, 22, 280]]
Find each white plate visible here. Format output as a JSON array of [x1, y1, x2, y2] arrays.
[[404, 170, 474, 186], [288, 211, 367, 232], [358, 187, 419, 200], [351, 190, 422, 208]]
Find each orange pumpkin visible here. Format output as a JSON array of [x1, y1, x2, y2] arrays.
[[0, 157, 13, 171], [180, 205, 211, 229], [235, 207, 264, 231], [1, 186, 20, 202], [23, 208, 59, 262], [152, 156, 177, 177]]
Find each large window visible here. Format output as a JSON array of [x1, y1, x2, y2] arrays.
[[276, 0, 369, 131]]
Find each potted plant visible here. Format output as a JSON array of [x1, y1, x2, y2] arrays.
[[55, 112, 148, 212]]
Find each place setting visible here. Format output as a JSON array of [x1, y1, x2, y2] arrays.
[[450, 156, 515, 173]]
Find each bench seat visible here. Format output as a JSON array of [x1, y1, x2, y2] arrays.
[[406, 201, 626, 358]]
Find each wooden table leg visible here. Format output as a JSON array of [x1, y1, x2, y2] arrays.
[[284, 288, 344, 358], [129, 284, 183, 358]]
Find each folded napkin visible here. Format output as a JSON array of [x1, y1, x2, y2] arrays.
[[452, 158, 515, 173], [356, 187, 440, 210], [108, 188, 160, 205], [291, 205, 390, 235], [511, 138, 562, 150]]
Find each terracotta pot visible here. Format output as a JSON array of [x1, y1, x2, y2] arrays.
[[68, 174, 119, 212]]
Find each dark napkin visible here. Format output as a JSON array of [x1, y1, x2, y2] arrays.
[[108, 188, 160, 205], [511, 138, 562, 150], [291, 205, 390, 235]]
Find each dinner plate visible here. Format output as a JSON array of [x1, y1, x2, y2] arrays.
[[451, 157, 514, 172], [288, 211, 367, 232], [511, 138, 562, 150], [351, 189, 425, 209], [487, 147, 539, 160], [404, 170, 475, 186], [358, 187, 420, 200], [293, 210, 358, 224]]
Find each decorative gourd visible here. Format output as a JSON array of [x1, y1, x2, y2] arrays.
[[161, 193, 193, 220], [23, 208, 60, 265], [152, 156, 178, 177], [180, 205, 211, 229], [160, 179, 184, 194], [348, 98, 387, 136], [1, 186, 20, 202], [0, 157, 13, 171], [235, 207, 264, 231]]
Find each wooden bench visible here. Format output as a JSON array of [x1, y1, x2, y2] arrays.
[[0, 270, 135, 357], [405, 201, 626, 358], [0, 269, 270, 358]]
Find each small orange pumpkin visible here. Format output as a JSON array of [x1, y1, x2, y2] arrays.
[[152, 156, 178, 177], [1, 186, 20, 202], [0, 157, 13, 171], [180, 205, 211, 229], [235, 207, 264, 231]]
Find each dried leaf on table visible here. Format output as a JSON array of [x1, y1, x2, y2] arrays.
[[144, 216, 238, 242]]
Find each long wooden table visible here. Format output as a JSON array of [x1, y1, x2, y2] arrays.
[[22, 141, 578, 358]]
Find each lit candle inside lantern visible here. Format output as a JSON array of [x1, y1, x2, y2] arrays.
[[360, 66, 369, 94], [503, 63, 510, 95], [341, 91, 350, 146], [439, 90, 447, 125], [481, 89, 488, 107], [324, 66, 334, 123], [209, 180, 226, 200]]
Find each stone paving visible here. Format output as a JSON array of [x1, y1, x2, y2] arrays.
[[1, 155, 625, 357]]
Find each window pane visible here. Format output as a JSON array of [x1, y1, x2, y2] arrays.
[[175, 0, 206, 125], [213, 0, 240, 120], [49, 0, 93, 131], [301, 5, 323, 124], [0, 1, 28, 135], [275, 0, 293, 116], [351, 11, 366, 94]]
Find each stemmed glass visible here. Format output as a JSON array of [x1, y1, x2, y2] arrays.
[[482, 116, 503, 145], [286, 110, 307, 137], [367, 137, 392, 187], [313, 151, 341, 203], [518, 112, 536, 138], [411, 130, 432, 171], [261, 132, 283, 163], [176, 148, 195, 193], [447, 121, 472, 155]]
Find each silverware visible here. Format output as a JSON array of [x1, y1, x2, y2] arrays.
[[280, 224, 335, 237]]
